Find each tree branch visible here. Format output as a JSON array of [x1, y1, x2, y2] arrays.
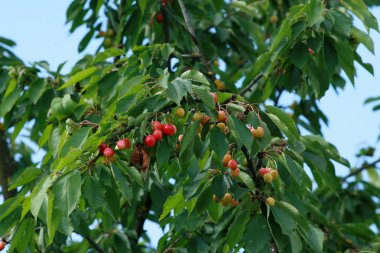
[[0, 129, 17, 200], [343, 157, 380, 180], [239, 74, 264, 97], [83, 235, 105, 253]]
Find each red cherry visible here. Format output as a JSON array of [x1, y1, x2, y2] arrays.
[[153, 130, 163, 141], [201, 115, 211, 125], [211, 93, 218, 103], [103, 147, 115, 157], [217, 110, 228, 123], [117, 138, 131, 150], [228, 159, 238, 170], [156, 13, 164, 23], [259, 168, 269, 177], [308, 48, 314, 56], [162, 124, 175, 135], [152, 121, 163, 131], [161, 0, 167, 6], [98, 143, 107, 154], [173, 125, 177, 134], [0, 241, 6, 251], [145, 135, 156, 147], [178, 134, 183, 142]]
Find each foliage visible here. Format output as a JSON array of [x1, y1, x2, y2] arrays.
[[0, 0, 379, 252]]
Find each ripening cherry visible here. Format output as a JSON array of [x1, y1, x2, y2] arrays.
[[217, 110, 227, 123], [156, 13, 164, 23], [175, 107, 185, 118], [308, 48, 314, 56], [193, 112, 204, 122], [251, 126, 265, 138], [228, 159, 238, 170], [98, 143, 107, 155], [231, 168, 240, 178], [259, 168, 270, 177], [116, 138, 131, 150], [201, 115, 211, 125], [223, 153, 232, 167], [221, 193, 232, 206], [153, 130, 163, 141], [216, 122, 228, 132], [103, 147, 115, 157], [263, 173, 273, 184], [162, 124, 176, 135], [178, 134, 183, 142], [266, 197, 276, 206], [0, 241, 6, 251], [145, 135, 156, 147], [211, 92, 218, 103], [213, 194, 219, 203], [230, 198, 239, 207], [152, 121, 163, 131], [270, 169, 279, 180]]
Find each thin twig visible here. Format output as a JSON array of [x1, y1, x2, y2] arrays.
[[239, 74, 264, 97], [84, 235, 105, 253], [343, 157, 380, 180]]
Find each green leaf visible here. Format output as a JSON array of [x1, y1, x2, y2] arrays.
[[138, 0, 148, 13], [181, 70, 210, 85], [91, 48, 125, 64], [167, 79, 189, 105], [159, 189, 184, 221], [244, 216, 272, 253], [304, 0, 324, 26], [210, 126, 229, 159], [289, 43, 308, 68], [46, 191, 62, 245], [212, 174, 230, 199], [28, 78, 46, 104], [342, 0, 379, 31], [38, 124, 53, 148], [180, 121, 201, 155], [0, 88, 20, 117], [9, 166, 42, 190], [10, 217, 34, 253], [227, 209, 250, 248], [54, 148, 82, 172], [52, 170, 81, 216], [192, 85, 214, 108], [59, 66, 98, 90], [0, 195, 25, 221], [78, 28, 95, 52], [116, 161, 144, 187], [30, 175, 54, 219], [227, 115, 253, 149], [83, 176, 106, 210], [237, 171, 255, 190], [266, 105, 300, 140]]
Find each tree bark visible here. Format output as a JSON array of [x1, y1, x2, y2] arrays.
[[0, 129, 17, 200]]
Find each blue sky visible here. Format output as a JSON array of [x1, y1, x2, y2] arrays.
[[1, 0, 379, 248]]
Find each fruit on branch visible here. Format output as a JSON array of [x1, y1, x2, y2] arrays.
[[223, 153, 232, 167], [156, 12, 164, 23], [175, 107, 185, 118], [211, 92, 218, 103], [231, 168, 240, 178], [178, 134, 183, 142], [145, 135, 156, 147], [193, 112, 204, 121], [270, 169, 279, 180], [152, 121, 163, 131], [251, 126, 264, 139], [0, 241, 6, 251], [98, 143, 108, 155], [131, 145, 150, 171], [270, 15, 278, 24], [259, 168, 270, 177], [216, 122, 228, 132], [201, 115, 211, 125], [266, 197, 276, 206], [243, 158, 248, 166], [308, 48, 314, 56], [217, 110, 227, 123], [263, 173, 273, 184], [221, 193, 232, 206], [162, 124, 176, 135], [214, 80, 225, 91], [230, 198, 239, 207], [106, 29, 114, 37], [213, 194, 219, 203], [103, 147, 115, 157], [153, 130, 163, 141], [228, 159, 238, 170], [104, 38, 112, 47], [116, 138, 131, 150]]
